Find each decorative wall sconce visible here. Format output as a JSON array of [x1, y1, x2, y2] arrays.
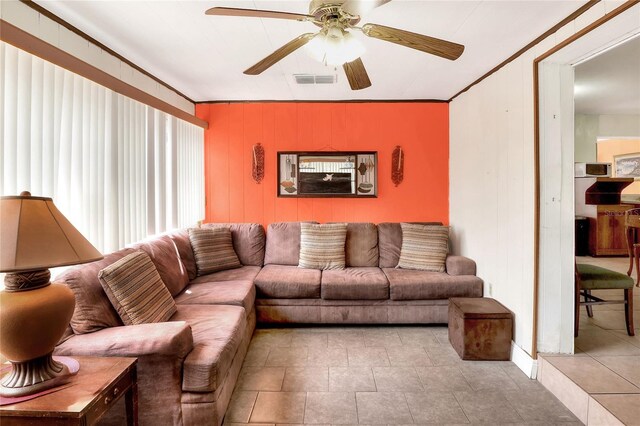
[[252, 143, 265, 184], [391, 145, 404, 186]]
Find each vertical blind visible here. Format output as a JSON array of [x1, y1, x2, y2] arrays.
[[0, 41, 205, 253]]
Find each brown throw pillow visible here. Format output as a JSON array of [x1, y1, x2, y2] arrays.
[[397, 223, 449, 272], [298, 223, 347, 270], [188, 227, 242, 276], [98, 251, 177, 325]]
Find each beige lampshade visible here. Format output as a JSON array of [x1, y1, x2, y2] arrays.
[[0, 192, 103, 272]]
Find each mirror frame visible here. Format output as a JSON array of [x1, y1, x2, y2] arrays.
[[277, 151, 378, 198]]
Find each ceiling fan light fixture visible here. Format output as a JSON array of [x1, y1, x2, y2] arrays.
[[305, 30, 365, 67]]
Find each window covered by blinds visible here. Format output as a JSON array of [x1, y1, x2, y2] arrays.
[[0, 41, 204, 253]]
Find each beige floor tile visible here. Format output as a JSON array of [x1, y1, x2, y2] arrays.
[[329, 367, 376, 392], [225, 391, 258, 423], [355, 392, 413, 424], [432, 327, 450, 344], [424, 342, 463, 365], [595, 355, 640, 387], [282, 367, 329, 391], [290, 331, 329, 347], [385, 345, 433, 367], [585, 309, 640, 331], [415, 366, 472, 392], [544, 355, 640, 393], [303, 392, 358, 424], [537, 356, 589, 424], [503, 389, 578, 423], [243, 345, 271, 367], [396, 328, 440, 346], [362, 330, 403, 347], [327, 331, 365, 348], [501, 365, 544, 390], [307, 347, 348, 367], [458, 364, 518, 391], [347, 347, 390, 366], [591, 394, 640, 425], [575, 328, 640, 356], [224, 423, 274, 426], [266, 347, 309, 367], [251, 329, 293, 347], [250, 391, 306, 423], [372, 367, 423, 391], [405, 391, 469, 424], [453, 390, 522, 423], [610, 329, 640, 348], [237, 367, 285, 391]]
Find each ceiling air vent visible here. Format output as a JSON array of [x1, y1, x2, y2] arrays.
[[294, 74, 337, 85]]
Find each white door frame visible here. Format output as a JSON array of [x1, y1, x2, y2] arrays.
[[535, 4, 640, 354]]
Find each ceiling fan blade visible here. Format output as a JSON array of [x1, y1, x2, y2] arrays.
[[362, 23, 464, 60], [205, 7, 313, 22], [341, 0, 391, 16], [343, 58, 371, 90], [244, 33, 315, 75]]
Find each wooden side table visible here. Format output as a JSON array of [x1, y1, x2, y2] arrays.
[[0, 356, 137, 425]]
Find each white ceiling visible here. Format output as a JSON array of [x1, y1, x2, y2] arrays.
[[37, 0, 589, 102], [574, 35, 640, 115]]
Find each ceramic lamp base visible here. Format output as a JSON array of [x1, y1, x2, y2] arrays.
[[0, 354, 73, 397]]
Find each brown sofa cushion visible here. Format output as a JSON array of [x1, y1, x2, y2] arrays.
[[99, 251, 177, 325], [299, 223, 347, 270], [189, 227, 242, 276], [378, 222, 443, 268], [175, 280, 256, 313], [189, 265, 261, 284], [397, 223, 449, 272], [56, 248, 135, 334], [171, 305, 246, 393], [168, 229, 198, 281], [254, 264, 321, 298], [321, 267, 389, 300], [131, 235, 190, 296], [446, 255, 477, 276], [345, 223, 379, 267], [264, 222, 317, 266], [383, 268, 483, 300], [202, 223, 265, 266]]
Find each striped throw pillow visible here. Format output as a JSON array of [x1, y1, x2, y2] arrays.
[[98, 251, 176, 325], [299, 223, 347, 270], [397, 223, 449, 272], [188, 227, 241, 276]]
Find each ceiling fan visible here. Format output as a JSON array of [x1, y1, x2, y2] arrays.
[[205, 0, 464, 91]]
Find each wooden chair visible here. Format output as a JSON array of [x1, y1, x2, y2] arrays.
[[575, 263, 634, 337], [625, 208, 640, 286]]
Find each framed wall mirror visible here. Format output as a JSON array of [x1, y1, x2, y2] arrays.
[[278, 151, 377, 198]]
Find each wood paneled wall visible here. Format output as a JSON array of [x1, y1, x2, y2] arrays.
[[196, 102, 449, 226]]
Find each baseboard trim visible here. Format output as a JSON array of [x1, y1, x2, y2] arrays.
[[511, 341, 538, 379]]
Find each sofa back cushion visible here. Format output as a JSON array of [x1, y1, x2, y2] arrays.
[[202, 223, 265, 266], [168, 229, 198, 281], [378, 222, 443, 268], [131, 235, 190, 296], [264, 222, 314, 266], [345, 223, 378, 267], [56, 248, 135, 334]]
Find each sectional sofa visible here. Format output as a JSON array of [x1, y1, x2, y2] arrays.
[[54, 221, 483, 426]]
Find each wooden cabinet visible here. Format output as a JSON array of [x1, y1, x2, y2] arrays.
[[589, 204, 633, 256]]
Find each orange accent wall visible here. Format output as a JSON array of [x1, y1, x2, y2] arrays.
[[196, 102, 449, 226]]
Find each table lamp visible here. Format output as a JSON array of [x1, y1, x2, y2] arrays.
[[0, 191, 103, 397]]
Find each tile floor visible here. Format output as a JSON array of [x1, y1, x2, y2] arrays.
[[537, 256, 640, 425], [225, 326, 580, 425]]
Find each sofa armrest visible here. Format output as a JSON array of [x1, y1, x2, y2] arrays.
[[55, 321, 193, 359], [446, 255, 477, 276]]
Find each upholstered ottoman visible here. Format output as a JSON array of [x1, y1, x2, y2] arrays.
[[448, 297, 513, 360]]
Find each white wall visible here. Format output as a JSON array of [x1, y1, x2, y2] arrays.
[[575, 113, 640, 163], [575, 114, 599, 162], [0, 0, 194, 114], [449, 1, 631, 362]]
